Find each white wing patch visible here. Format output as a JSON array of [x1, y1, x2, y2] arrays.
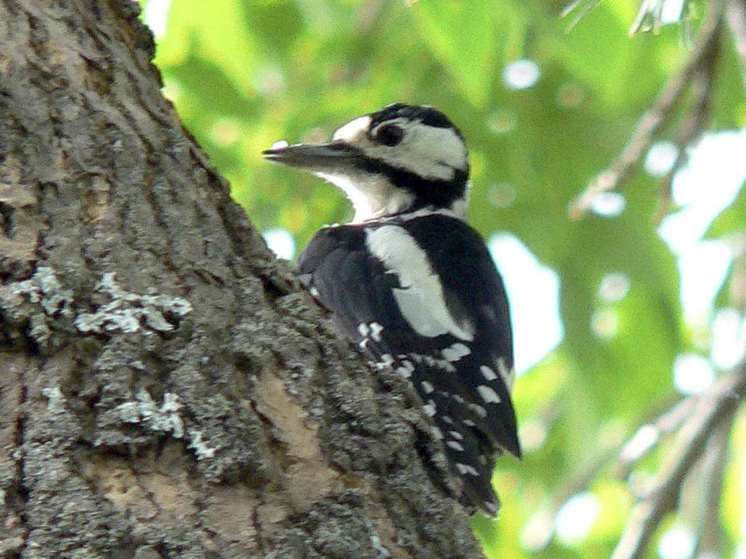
[[366, 225, 474, 341]]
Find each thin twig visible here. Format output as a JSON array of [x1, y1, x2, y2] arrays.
[[525, 392, 683, 552], [569, 0, 725, 220], [726, 0, 746, 86], [521, 444, 620, 552], [614, 396, 697, 480], [653, 27, 720, 223], [610, 361, 746, 559], [693, 413, 733, 556], [561, 0, 605, 32], [560, 0, 591, 18], [630, 0, 667, 35]]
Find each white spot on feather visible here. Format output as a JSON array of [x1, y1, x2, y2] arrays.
[[477, 385, 501, 404], [469, 403, 487, 418], [421, 381, 434, 394], [433, 359, 456, 372], [370, 322, 383, 342], [480, 365, 497, 381], [423, 400, 437, 417], [446, 440, 465, 451], [456, 463, 480, 476], [443, 343, 471, 362], [483, 500, 499, 515]]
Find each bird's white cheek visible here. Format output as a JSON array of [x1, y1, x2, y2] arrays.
[[366, 143, 460, 182]]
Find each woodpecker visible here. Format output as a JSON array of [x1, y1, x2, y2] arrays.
[[263, 103, 519, 516]]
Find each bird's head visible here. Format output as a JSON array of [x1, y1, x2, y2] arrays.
[[263, 103, 470, 222]]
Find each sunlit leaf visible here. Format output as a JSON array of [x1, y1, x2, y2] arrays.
[[410, 1, 509, 107]]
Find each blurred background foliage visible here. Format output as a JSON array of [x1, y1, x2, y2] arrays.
[[139, 1, 745, 557]]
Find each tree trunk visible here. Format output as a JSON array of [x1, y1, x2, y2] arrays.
[[0, 2, 483, 558]]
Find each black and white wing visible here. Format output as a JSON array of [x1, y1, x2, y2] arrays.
[[298, 215, 519, 515]]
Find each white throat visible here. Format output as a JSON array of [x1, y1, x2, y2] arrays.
[[317, 172, 416, 223]]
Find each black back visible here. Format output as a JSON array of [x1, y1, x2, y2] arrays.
[[298, 213, 518, 514]]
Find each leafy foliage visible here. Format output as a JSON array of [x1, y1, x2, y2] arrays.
[[142, 0, 745, 557]]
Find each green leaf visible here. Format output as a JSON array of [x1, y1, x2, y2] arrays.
[[410, 1, 511, 107], [706, 181, 746, 238], [157, 0, 257, 95]]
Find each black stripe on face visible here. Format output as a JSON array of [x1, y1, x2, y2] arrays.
[[354, 155, 468, 210]]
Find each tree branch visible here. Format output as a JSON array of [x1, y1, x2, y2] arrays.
[[614, 395, 697, 481], [569, 0, 725, 219], [610, 361, 746, 559], [693, 413, 733, 556], [653, 37, 718, 222]]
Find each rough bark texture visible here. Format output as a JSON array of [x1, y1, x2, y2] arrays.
[[0, 2, 484, 558]]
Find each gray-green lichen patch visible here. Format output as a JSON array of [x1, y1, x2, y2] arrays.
[[0, 266, 75, 348], [116, 388, 185, 438], [114, 389, 219, 461], [188, 430, 217, 460], [42, 385, 67, 414], [74, 272, 192, 334], [0, 265, 74, 319], [1, 268, 192, 350]]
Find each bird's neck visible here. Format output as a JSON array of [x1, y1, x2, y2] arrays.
[[317, 171, 468, 224], [355, 196, 468, 224]]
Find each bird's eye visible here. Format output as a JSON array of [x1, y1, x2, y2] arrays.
[[375, 124, 404, 147]]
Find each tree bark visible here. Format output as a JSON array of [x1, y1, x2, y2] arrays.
[[0, 2, 483, 558]]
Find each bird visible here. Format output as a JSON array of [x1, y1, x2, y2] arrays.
[[263, 103, 519, 516]]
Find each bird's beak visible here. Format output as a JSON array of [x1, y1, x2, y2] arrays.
[[262, 141, 361, 172]]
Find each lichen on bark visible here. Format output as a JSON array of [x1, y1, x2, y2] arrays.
[[0, 1, 485, 558]]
